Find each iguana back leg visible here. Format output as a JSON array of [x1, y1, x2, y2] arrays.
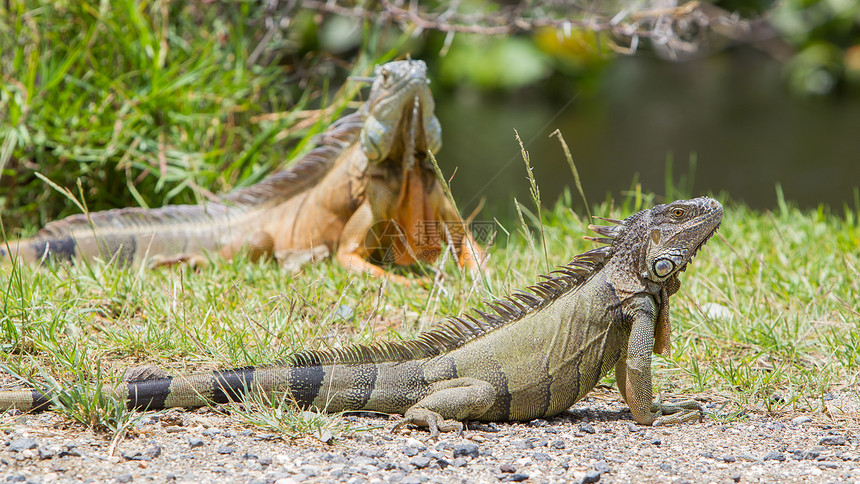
[[392, 377, 496, 439]]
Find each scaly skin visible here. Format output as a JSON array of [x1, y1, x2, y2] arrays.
[[0, 60, 482, 284], [0, 197, 722, 437]]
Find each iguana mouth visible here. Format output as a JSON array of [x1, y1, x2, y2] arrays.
[[678, 221, 721, 273]]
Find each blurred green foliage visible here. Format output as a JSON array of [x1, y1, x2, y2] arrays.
[[0, 1, 373, 232], [770, 0, 860, 95]]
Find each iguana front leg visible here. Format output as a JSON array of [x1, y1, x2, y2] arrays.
[[392, 377, 496, 439], [336, 201, 415, 285], [615, 295, 702, 426]]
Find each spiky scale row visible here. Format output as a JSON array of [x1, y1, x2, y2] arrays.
[[281, 240, 614, 371]]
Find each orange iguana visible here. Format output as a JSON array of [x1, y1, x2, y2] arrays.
[[0, 60, 482, 283]]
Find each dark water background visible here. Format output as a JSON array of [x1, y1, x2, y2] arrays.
[[433, 47, 860, 219]]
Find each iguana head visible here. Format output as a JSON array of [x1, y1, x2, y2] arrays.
[[590, 197, 723, 283], [640, 197, 723, 282], [360, 59, 443, 163]]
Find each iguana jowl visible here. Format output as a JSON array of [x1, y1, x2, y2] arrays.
[[0, 60, 481, 283], [0, 197, 722, 436]]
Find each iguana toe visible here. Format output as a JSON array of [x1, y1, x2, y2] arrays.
[[651, 399, 703, 426], [393, 408, 463, 440]]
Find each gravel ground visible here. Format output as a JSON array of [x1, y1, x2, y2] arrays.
[[1, 388, 857, 483]]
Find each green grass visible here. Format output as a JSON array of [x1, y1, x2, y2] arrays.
[[1, 188, 858, 436]]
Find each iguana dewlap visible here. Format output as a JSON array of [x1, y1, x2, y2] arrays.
[[0, 197, 722, 438]]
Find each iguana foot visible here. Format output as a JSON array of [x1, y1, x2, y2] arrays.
[[650, 399, 703, 426], [392, 408, 463, 440], [275, 246, 330, 274], [149, 254, 207, 270]]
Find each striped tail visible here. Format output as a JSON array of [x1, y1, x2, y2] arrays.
[[0, 367, 269, 413], [0, 364, 371, 414]]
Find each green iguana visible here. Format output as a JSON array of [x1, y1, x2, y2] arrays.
[[0, 60, 482, 284], [0, 197, 722, 437]]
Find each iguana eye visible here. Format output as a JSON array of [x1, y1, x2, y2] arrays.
[[653, 258, 675, 277], [671, 208, 685, 218]]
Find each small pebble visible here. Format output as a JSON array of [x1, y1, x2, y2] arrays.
[[578, 423, 595, 434], [500, 464, 516, 473], [404, 438, 426, 450], [121, 451, 149, 462], [765, 422, 785, 431], [8, 438, 38, 452], [409, 456, 431, 469], [453, 443, 479, 459], [504, 474, 529, 482], [594, 460, 610, 474], [737, 453, 758, 462], [581, 470, 602, 483], [819, 436, 846, 446], [38, 448, 55, 460], [116, 474, 133, 483], [763, 451, 785, 461], [216, 446, 235, 455], [804, 450, 822, 460], [791, 416, 811, 425], [145, 445, 162, 459], [187, 438, 204, 449], [532, 452, 551, 462]]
